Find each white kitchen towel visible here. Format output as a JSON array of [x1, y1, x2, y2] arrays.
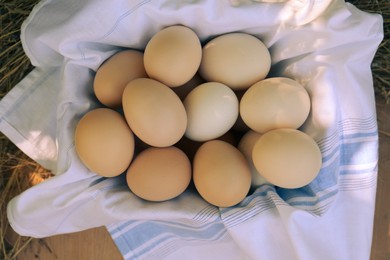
[[0, 0, 383, 259]]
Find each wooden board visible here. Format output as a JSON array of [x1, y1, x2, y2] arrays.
[[370, 97, 390, 260], [6, 227, 123, 260]]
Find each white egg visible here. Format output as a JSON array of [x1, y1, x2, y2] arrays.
[[183, 82, 239, 142]]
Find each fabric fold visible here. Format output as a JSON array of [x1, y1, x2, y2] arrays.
[[1, 0, 383, 259]]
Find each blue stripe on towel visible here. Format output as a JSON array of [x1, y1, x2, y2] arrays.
[[220, 116, 378, 223], [108, 116, 378, 258], [108, 218, 227, 259]]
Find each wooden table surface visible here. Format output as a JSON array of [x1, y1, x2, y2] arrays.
[[5, 96, 389, 260], [371, 97, 390, 260]]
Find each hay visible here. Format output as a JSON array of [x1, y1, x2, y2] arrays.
[[346, 0, 390, 103], [0, 1, 50, 259], [0, 0, 388, 259]]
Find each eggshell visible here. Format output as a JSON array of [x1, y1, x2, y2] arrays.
[[193, 140, 251, 207], [238, 130, 269, 187], [199, 33, 271, 90], [126, 146, 191, 202], [240, 77, 311, 133], [144, 25, 202, 87], [184, 82, 239, 142], [122, 78, 187, 147], [74, 108, 135, 177], [93, 50, 147, 108], [252, 128, 322, 189]]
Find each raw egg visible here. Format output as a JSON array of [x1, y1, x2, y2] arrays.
[[193, 140, 251, 207], [122, 78, 187, 147], [252, 128, 322, 189], [126, 146, 191, 202], [144, 25, 202, 87], [240, 77, 311, 133], [74, 108, 135, 177], [183, 82, 239, 142], [93, 50, 147, 108], [199, 33, 271, 90]]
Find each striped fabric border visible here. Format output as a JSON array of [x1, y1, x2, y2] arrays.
[[108, 115, 378, 259], [221, 115, 378, 225], [108, 216, 229, 260]]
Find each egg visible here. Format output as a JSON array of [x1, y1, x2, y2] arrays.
[[240, 77, 311, 134], [122, 78, 187, 147], [252, 128, 322, 189], [183, 82, 239, 142], [238, 130, 269, 187], [193, 140, 251, 207], [93, 50, 147, 108], [144, 25, 202, 87], [199, 33, 271, 90], [74, 108, 135, 177], [126, 146, 191, 202]]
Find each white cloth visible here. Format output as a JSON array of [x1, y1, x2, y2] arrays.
[[0, 0, 383, 259]]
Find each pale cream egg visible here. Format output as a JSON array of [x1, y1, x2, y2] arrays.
[[252, 128, 322, 189], [240, 77, 311, 134], [199, 33, 271, 90]]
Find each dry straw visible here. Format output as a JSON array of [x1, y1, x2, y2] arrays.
[[0, 0, 389, 259]]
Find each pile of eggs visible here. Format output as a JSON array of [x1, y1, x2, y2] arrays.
[[74, 25, 322, 208]]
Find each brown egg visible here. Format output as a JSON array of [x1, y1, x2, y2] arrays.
[[144, 25, 202, 87], [126, 146, 192, 202], [240, 77, 311, 134], [122, 78, 187, 147], [252, 128, 322, 189], [93, 50, 147, 108], [74, 108, 135, 177], [199, 33, 271, 90], [193, 140, 251, 207]]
